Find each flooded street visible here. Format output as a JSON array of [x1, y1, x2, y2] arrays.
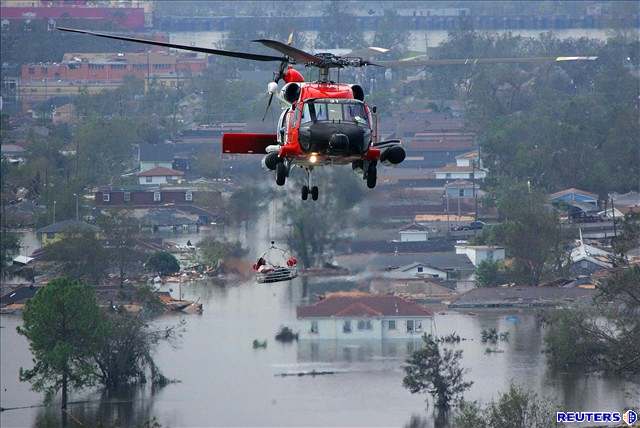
[[2, 275, 637, 427]]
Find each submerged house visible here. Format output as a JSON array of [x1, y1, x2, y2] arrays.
[[36, 219, 100, 246], [296, 293, 433, 340], [569, 236, 613, 276]]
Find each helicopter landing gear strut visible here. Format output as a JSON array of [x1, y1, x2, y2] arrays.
[[365, 161, 377, 189], [276, 160, 288, 186], [301, 168, 318, 201]]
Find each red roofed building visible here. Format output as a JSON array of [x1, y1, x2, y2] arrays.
[[137, 166, 184, 185], [296, 294, 433, 339]]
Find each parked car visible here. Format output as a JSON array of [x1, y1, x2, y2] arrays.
[[451, 221, 486, 231], [468, 221, 486, 230]]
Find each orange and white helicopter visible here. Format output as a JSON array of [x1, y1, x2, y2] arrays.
[[58, 27, 597, 201]]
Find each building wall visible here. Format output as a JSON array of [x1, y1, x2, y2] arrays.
[[138, 176, 169, 185], [446, 187, 475, 198], [435, 170, 487, 180], [456, 246, 505, 266], [298, 317, 432, 340], [95, 190, 196, 206], [400, 231, 428, 242]]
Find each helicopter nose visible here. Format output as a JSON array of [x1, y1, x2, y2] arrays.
[[300, 122, 370, 155]]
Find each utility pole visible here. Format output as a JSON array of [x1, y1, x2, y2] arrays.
[[472, 158, 477, 221], [73, 193, 79, 220], [52, 200, 57, 224]]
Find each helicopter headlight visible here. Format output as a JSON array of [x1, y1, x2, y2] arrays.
[[309, 154, 318, 164]]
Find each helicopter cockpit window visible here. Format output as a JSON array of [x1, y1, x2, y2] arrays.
[[305, 100, 369, 125], [301, 103, 312, 124]]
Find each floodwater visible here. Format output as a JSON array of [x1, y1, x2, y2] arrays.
[[2, 278, 638, 427], [2, 209, 638, 427]]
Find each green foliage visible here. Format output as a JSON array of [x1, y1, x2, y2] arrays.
[[545, 267, 640, 375], [316, 0, 366, 49], [74, 117, 140, 185], [372, 9, 410, 54], [1, 229, 20, 270], [612, 213, 640, 263], [191, 71, 263, 124], [44, 229, 108, 284], [191, 149, 222, 179], [455, 384, 557, 428], [475, 260, 509, 287], [449, 33, 640, 194], [198, 237, 246, 267], [1, 20, 143, 65], [146, 251, 180, 276], [17, 278, 103, 408], [98, 212, 145, 286], [403, 334, 473, 410], [283, 167, 366, 267], [94, 313, 178, 390], [489, 181, 566, 286], [226, 185, 272, 224]]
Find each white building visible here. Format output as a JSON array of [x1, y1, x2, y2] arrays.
[[455, 244, 505, 267], [434, 150, 487, 181], [399, 222, 433, 242], [297, 294, 433, 340], [137, 166, 184, 185]]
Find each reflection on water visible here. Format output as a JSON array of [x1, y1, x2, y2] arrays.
[[2, 275, 638, 428]]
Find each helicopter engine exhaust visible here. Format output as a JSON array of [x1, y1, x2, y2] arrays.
[[262, 152, 280, 170], [380, 145, 406, 166]]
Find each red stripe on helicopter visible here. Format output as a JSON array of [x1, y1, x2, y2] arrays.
[[222, 133, 277, 154]]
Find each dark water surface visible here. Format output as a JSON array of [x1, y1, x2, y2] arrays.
[[2, 277, 637, 427]]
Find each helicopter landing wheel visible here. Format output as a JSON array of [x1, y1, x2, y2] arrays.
[[366, 164, 377, 189], [301, 185, 309, 200], [276, 162, 287, 186], [311, 186, 319, 201]]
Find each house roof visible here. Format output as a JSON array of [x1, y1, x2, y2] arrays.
[[449, 286, 595, 308], [0, 286, 40, 306], [549, 188, 598, 202], [297, 294, 433, 318], [138, 143, 175, 162], [400, 222, 430, 232], [137, 167, 184, 177], [1, 144, 26, 154], [435, 164, 478, 173], [370, 252, 474, 272], [455, 150, 479, 160], [36, 219, 99, 234], [445, 180, 474, 188]]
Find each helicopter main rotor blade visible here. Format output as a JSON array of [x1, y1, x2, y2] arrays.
[[262, 93, 275, 121], [378, 56, 598, 67], [57, 27, 286, 62], [253, 39, 322, 65]]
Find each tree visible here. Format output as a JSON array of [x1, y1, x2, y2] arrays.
[[455, 384, 557, 428], [475, 260, 508, 287], [315, 1, 366, 49], [612, 213, 640, 264], [403, 334, 473, 411], [544, 266, 640, 375], [99, 212, 145, 286], [17, 278, 103, 412], [198, 237, 246, 268], [44, 228, 108, 284], [492, 182, 566, 286], [93, 313, 179, 390], [1, 229, 20, 271], [146, 251, 180, 276]]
